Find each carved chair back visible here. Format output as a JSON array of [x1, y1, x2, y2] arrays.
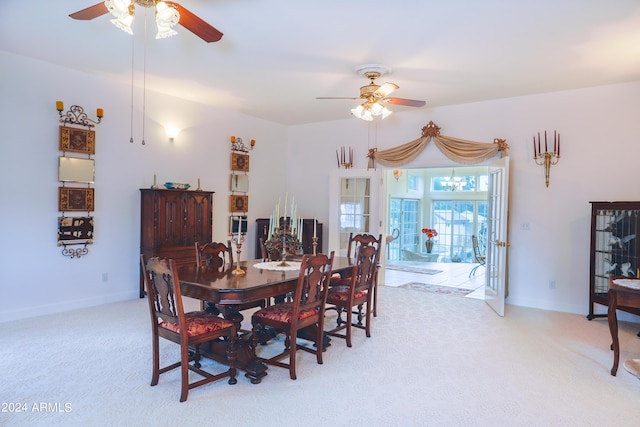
[[195, 241, 234, 271]]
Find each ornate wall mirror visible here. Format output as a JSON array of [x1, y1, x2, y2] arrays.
[[59, 157, 95, 183]]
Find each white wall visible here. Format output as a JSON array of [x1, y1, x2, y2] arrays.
[[0, 52, 288, 321], [3, 49, 640, 322], [288, 81, 640, 317]]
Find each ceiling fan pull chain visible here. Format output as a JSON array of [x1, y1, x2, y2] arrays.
[[129, 33, 135, 144], [141, 7, 147, 145]]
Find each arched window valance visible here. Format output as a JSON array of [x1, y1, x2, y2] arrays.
[[367, 121, 509, 169]]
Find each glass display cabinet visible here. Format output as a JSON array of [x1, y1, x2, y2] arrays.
[[588, 201, 640, 319]]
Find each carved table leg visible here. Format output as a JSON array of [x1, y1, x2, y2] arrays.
[[608, 289, 620, 376]]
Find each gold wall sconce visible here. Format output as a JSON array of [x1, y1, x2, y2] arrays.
[[393, 169, 402, 181], [336, 146, 353, 168], [56, 101, 103, 128], [534, 130, 560, 187]]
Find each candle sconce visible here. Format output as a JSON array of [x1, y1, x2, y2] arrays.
[[336, 146, 354, 169], [56, 101, 103, 129], [230, 135, 255, 152], [533, 130, 561, 188]]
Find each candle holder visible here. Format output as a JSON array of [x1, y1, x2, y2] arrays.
[[533, 130, 561, 188], [56, 102, 103, 129], [336, 146, 354, 169], [230, 234, 246, 275], [264, 218, 303, 266], [312, 236, 318, 255]]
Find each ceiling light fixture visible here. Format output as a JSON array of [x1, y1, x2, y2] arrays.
[[104, 0, 180, 39], [350, 65, 396, 121]]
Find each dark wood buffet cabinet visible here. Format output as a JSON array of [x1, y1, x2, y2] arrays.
[[139, 189, 213, 297]]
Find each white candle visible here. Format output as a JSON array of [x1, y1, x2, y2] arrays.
[[313, 218, 317, 238], [284, 193, 288, 220], [237, 217, 242, 240], [299, 218, 303, 241], [153, 174, 156, 186]]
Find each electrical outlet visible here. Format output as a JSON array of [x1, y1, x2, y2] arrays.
[[549, 280, 556, 289], [520, 222, 531, 231], [102, 273, 109, 282]]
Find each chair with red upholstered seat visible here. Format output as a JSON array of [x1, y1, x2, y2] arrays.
[[325, 244, 378, 347], [331, 233, 382, 316], [250, 252, 334, 380], [141, 255, 237, 402]]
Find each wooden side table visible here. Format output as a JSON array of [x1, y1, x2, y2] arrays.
[[607, 277, 640, 376]]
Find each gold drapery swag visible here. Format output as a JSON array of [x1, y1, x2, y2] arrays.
[[367, 121, 509, 169]]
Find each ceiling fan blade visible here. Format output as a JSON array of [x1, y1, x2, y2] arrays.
[[386, 98, 426, 107], [375, 82, 399, 98], [167, 2, 223, 42], [69, 2, 109, 20]]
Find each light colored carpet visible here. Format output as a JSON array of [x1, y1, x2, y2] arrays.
[[386, 263, 443, 275], [2, 286, 640, 426], [400, 282, 472, 296]]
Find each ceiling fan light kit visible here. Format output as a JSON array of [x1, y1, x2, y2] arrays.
[[70, 0, 223, 43], [104, 0, 180, 38], [318, 64, 426, 121]]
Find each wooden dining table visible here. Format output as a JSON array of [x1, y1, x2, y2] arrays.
[[178, 256, 354, 384]]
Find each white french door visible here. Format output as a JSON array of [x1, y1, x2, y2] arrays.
[[328, 169, 381, 257], [485, 156, 510, 316]]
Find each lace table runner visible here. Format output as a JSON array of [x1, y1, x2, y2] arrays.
[[253, 261, 301, 271]]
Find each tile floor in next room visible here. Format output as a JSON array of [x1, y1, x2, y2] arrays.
[[382, 261, 486, 299]]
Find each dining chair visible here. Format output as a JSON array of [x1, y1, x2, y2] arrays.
[[469, 235, 486, 278], [141, 255, 237, 402], [196, 240, 234, 270], [196, 241, 267, 327], [325, 244, 378, 347], [331, 233, 382, 317], [250, 252, 334, 380]]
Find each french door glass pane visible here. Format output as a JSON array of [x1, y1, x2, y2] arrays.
[[339, 178, 370, 253], [388, 198, 419, 261], [432, 200, 487, 263]]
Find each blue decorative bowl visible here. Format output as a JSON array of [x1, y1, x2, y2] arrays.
[[164, 182, 191, 190]]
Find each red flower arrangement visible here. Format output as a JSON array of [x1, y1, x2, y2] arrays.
[[422, 228, 438, 240]]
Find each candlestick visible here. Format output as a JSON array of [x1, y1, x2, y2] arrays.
[[96, 108, 104, 118], [230, 234, 246, 275], [558, 134, 560, 156], [313, 218, 317, 238], [56, 100, 64, 111]]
